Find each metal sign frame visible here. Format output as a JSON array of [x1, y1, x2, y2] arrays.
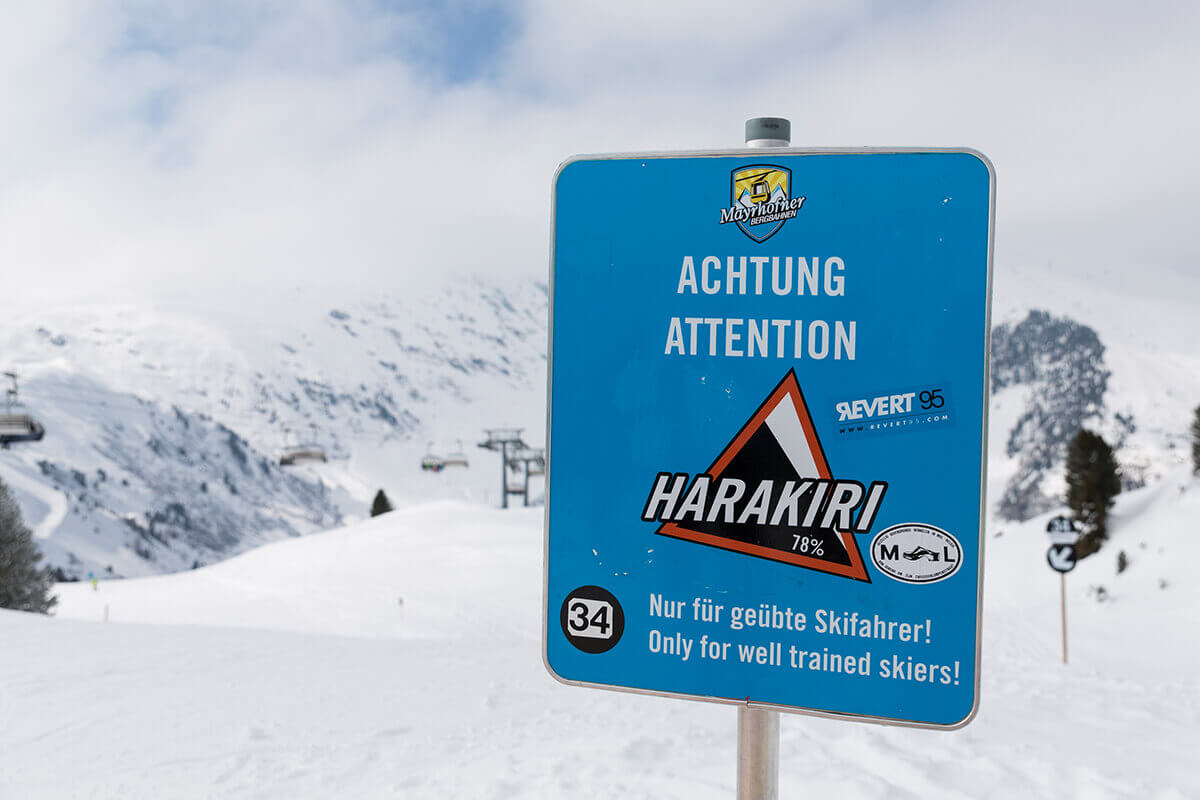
[[543, 147, 996, 730]]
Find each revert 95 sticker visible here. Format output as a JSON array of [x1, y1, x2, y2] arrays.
[[831, 383, 954, 438]]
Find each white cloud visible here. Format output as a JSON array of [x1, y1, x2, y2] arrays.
[[0, 1, 1196, 317]]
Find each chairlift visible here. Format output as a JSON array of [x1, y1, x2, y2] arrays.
[[0, 372, 45, 448], [0, 413, 45, 447], [421, 454, 446, 473], [441, 439, 469, 469], [279, 446, 327, 466], [509, 447, 545, 476], [421, 442, 446, 472], [278, 424, 327, 467]]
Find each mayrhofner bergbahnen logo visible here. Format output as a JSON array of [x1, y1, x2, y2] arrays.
[[720, 165, 806, 243]]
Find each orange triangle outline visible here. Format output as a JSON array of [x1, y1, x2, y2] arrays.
[[657, 369, 872, 582]]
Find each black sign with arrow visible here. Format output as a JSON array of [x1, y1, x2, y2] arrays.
[[1046, 544, 1077, 573], [1045, 516, 1080, 574]]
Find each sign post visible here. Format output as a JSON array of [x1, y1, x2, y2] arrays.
[[545, 119, 995, 788], [734, 117, 789, 800], [1045, 515, 1079, 664], [1061, 572, 1067, 664], [738, 697, 779, 800]]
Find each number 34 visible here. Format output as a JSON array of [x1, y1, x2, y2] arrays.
[[568, 600, 611, 636]]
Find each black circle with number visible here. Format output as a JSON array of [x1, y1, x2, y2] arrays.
[[560, 585, 625, 654]]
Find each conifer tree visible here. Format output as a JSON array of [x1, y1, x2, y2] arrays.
[[370, 489, 394, 518], [1065, 429, 1121, 558], [1191, 405, 1200, 475], [0, 477, 57, 613]]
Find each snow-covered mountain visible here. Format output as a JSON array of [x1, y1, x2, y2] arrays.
[[2, 262, 1196, 579], [0, 276, 548, 578]]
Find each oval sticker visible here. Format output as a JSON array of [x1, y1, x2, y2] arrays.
[[870, 523, 963, 584]]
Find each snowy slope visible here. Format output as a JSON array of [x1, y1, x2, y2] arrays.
[[52, 501, 543, 641], [1, 477, 1195, 799]]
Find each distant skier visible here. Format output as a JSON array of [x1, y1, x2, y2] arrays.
[[88, 571, 98, 591]]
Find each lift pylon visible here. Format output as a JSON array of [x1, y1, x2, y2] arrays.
[[478, 428, 527, 509], [508, 447, 546, 506]]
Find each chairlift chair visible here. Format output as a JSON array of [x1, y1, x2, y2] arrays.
[[279, 446, 327, 466], [507, 446, 545, 476], [441, 439, 469, 469], [421, 442, 446, 472], [278, 424, 327, 466], [0, 414, 45, 447], [0, 372, 45, 447]]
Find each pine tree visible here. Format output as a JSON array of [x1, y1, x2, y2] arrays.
[[0, 477, 57, 613], [1191, 405, 1200, 475], [370, 489, 394, 518], [1064, 429, 1121, 559]]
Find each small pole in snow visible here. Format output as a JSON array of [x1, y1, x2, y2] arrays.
[[736, 116, 790, 800], [1060, 572, 1068, 664], [1045, 515, 1077, 665]]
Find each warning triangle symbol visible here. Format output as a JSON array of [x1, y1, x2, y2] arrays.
[[656, 369, 873, 582]]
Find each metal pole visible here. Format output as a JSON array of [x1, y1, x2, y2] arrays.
[[4, 372, 17, 413], [523, 460, 531, 507], [738, 707, 779, 800], [1060, 572, 1068, 664], [744, 117, 791, 148], [735, 117, 790, 800], [500, 441, 510, 509]]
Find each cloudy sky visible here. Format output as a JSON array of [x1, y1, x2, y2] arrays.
[[1, 1, 1197, 316]]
